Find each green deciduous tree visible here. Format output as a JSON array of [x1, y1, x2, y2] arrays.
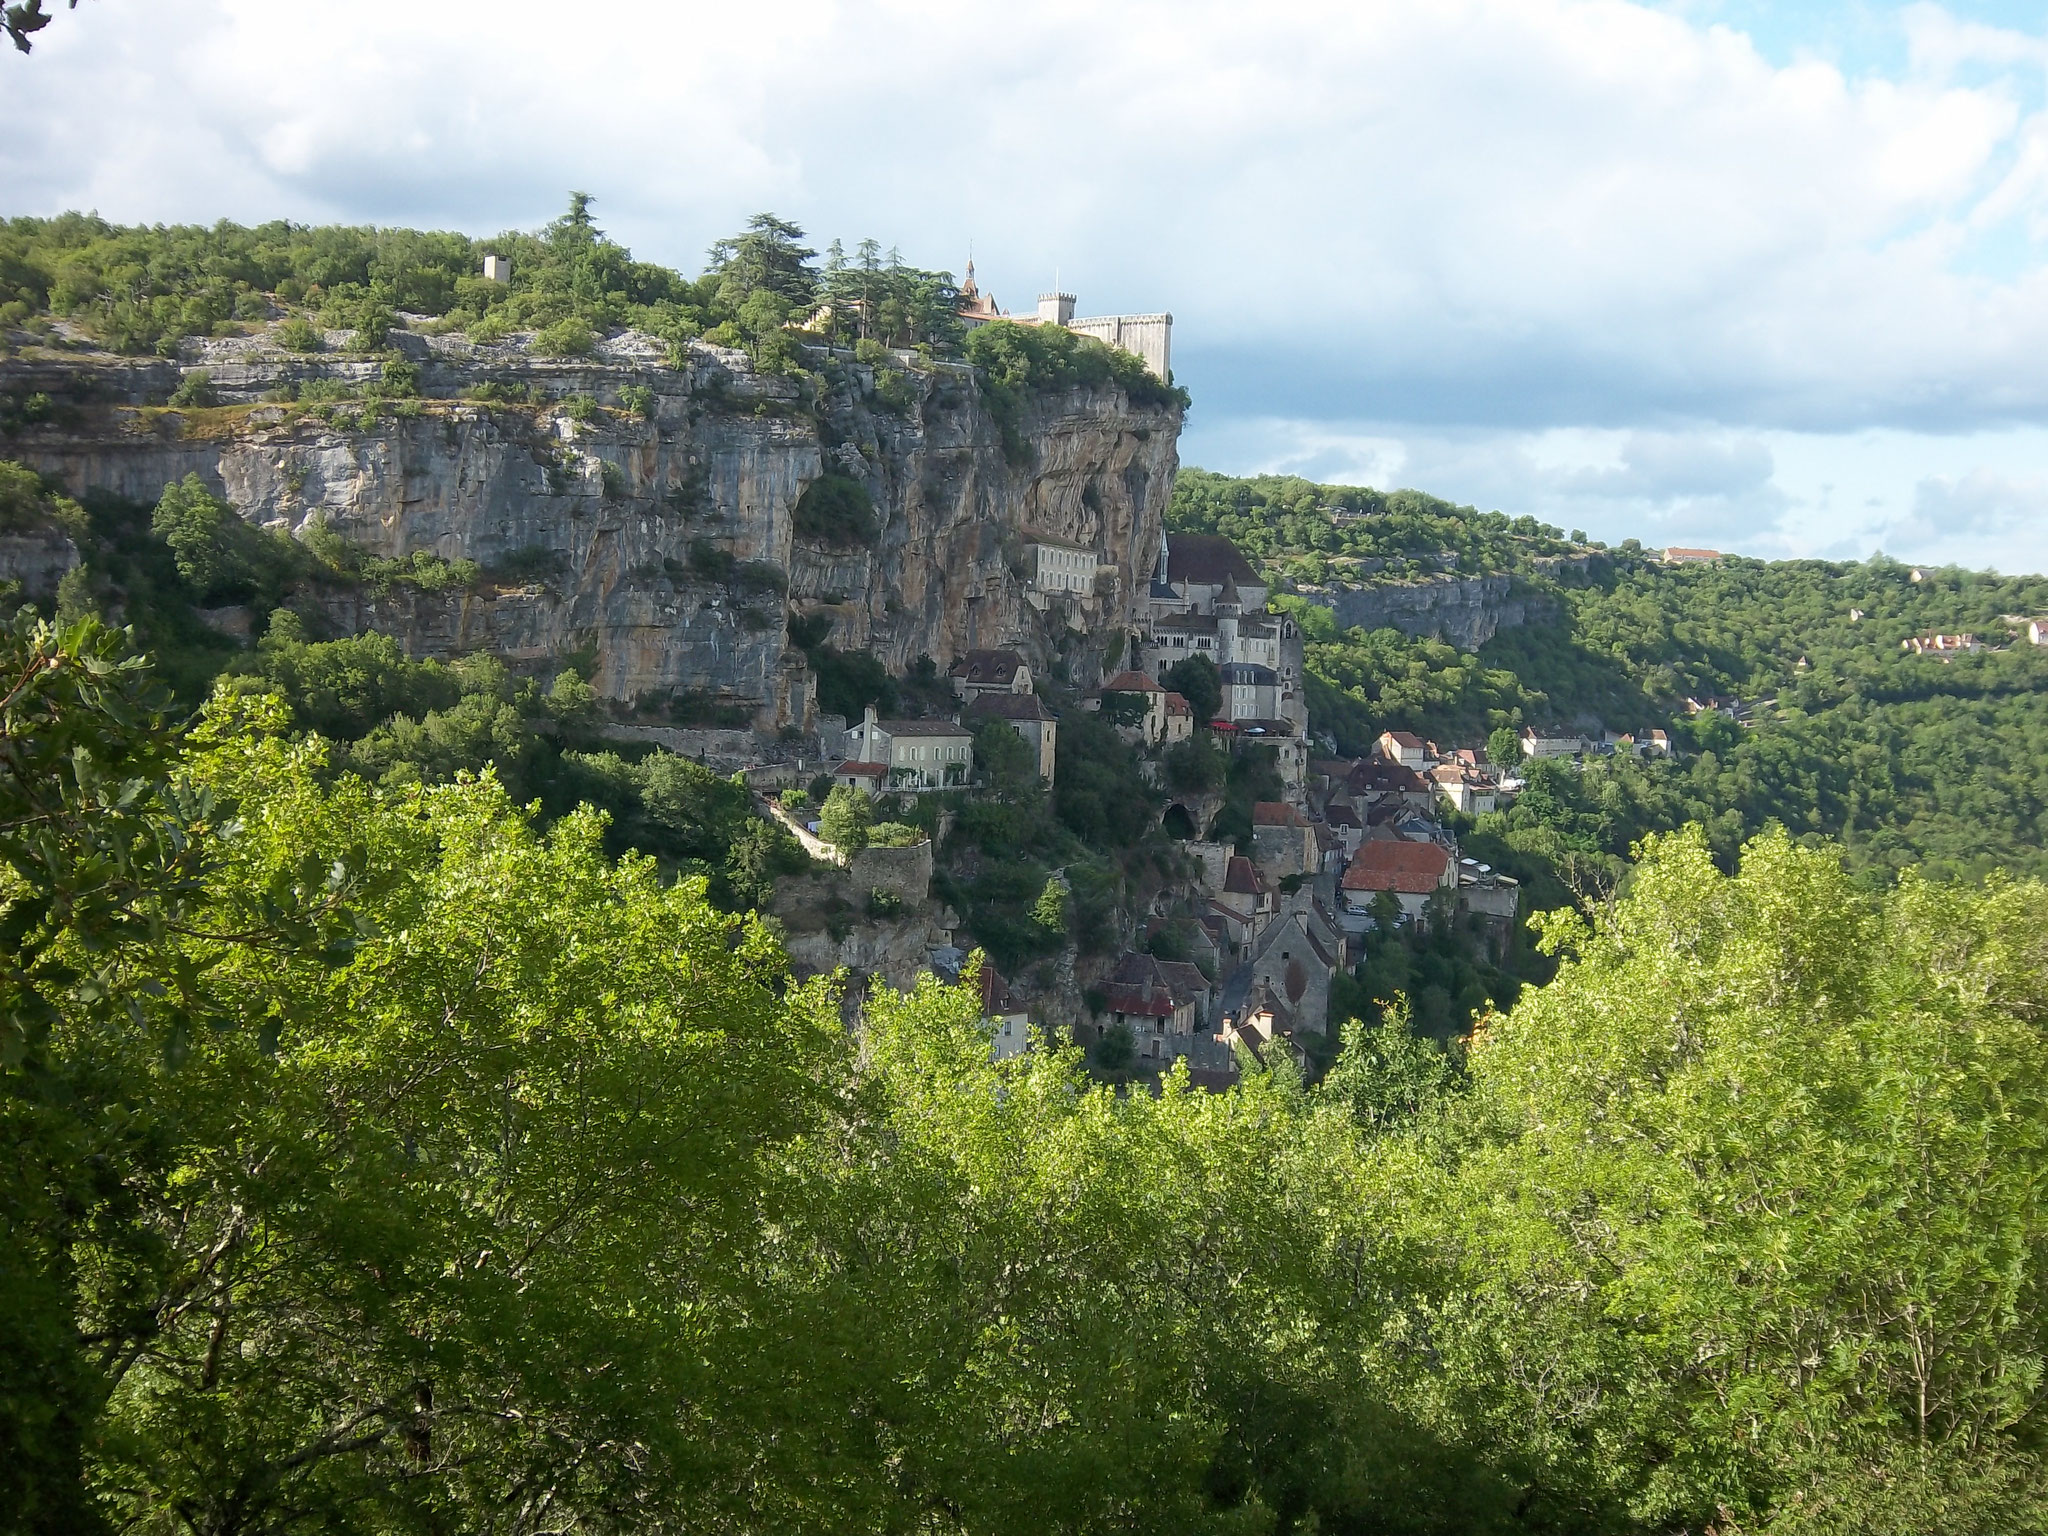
[[819, 783, 872, 853]]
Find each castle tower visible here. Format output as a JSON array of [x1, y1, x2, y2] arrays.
[[1037, 292, 1076, 326]]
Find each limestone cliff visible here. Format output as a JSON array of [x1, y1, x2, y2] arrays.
[[1, 329, 1181, 727], [1303, 574, 1552, 650]]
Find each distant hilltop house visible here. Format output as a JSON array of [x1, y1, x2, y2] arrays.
[[954, 260, 1173, 382], [1658, 547, 1722, 564]]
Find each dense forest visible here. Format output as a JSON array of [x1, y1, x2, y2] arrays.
[[7, 611, 2048, 1535]]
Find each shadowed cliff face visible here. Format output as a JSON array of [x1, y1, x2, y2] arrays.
[[1310, 575, 1553, 649], [3, 333, 1182, 727]]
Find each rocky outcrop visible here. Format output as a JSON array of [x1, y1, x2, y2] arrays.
[[2, 329, 1182, 728], [0, 525, 80, 601], [1304, 575, 1551, 650]]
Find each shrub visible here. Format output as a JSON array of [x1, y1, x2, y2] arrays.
[[599, 462, 627, 501], [532, 317, 596, 358], [275, 316, 323, 353], [867, 887, 904, 918], [484, 545, 568, 585], [854, 338, 888, 366], [619, 384, 656, 419], [791, 473, 876, 548], [168, 370, 218, 408], [867, 821, 923, 848], [561, 393, 600, 423], [688, 540, 735, 583], [779, 788, 811, 815], [379, 359, 420, 398]]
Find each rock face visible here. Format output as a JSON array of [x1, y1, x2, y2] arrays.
[[1306, 575, 1550, 650], [2, 332, 1182, 728], [0, 526, 80, 601]]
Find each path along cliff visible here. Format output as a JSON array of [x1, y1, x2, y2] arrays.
[[1, 325, 1183, 728]]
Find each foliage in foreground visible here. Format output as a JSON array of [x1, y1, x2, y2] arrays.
[[4, 616, 2046, 1534]]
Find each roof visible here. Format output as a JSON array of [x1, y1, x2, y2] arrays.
[[1223, 855, 1267, 896], [1168, 534, 1261, 589], [966, 693, 1052, 723], [834, 760, 888, 776], [1381, 730, 1425, 749], [1324, 803, 1361, 829], [879, 718, 974, 737], [1251, 801, 1304, 827], [949, 649, 1026, 683], [1348, 760, 1431, 795], [1104, 983, 1178, 1018], [1103, 670, 1163, 692], [1341, 840, 1453, 894], [1150, 612, 1220, 636], [1163, 691, 1193, 716], [978, 964, 1018, 1016], [1220, 662, 1278, 685]]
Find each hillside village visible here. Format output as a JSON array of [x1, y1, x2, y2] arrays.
[[752, 517, 1573, 1086]]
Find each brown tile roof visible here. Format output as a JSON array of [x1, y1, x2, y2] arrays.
[[1223, 855, 1266, 896], [966, 693, 1051, 723], [834, 760, 888, 776], [1381, 730, 1425, 749], [949, 649, 1026, 684], [1349, 759, 1431, 795], [1341, 840, 1453, 894], [1163, 691, 1193, 715], [1103, 669, 1163, 692], [1251, 801, 1303, 827], [1168, 534, 1260, 588]]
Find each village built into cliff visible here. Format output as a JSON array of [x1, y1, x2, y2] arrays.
[[0, 253, 1555, 1084]]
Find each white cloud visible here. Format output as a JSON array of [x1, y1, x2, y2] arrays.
[[8, 0, 2048, 566]]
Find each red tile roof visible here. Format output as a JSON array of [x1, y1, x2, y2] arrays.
[[835, 760, 888, 776], [1163, 691, 1193, 715], [1251, 801, 1303, 827], [1341, 839, 1452, 894]]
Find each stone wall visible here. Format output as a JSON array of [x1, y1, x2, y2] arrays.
[[848, 839, 933, 908]]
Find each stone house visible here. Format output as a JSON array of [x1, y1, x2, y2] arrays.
[[1250, 801, 1316, 880], [981, 964, 1032, 1061], [1162, 690, 1195, 743], [965, 692, 1058, 786], [848, 707, 976, 790], [1339, 838, 1457, 925], [1101, 669, 1169, 746], [1429, 762, 1498, 815], [1240, 906, 1344, 1039], [1520, 727, 1586, 759], [949, 649, 1033, 699], [1028, 542, 1096, 597], [1375, 730, 1428, 770], [1103, 951, 1208, 1065]]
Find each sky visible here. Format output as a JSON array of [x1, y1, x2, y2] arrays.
[[7, 0, 2048, 570]]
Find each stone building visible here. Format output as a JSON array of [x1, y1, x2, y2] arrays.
[[965, 692, 1058, 786]]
